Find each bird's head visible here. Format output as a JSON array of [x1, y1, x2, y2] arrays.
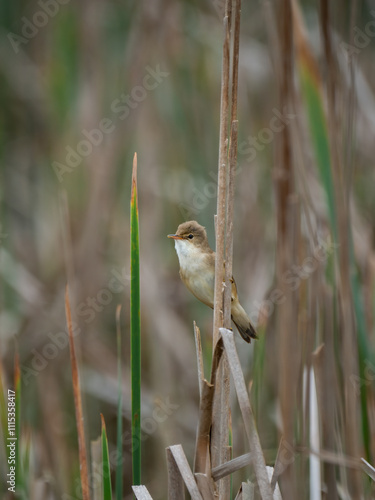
[[167, 221, 211, 251]]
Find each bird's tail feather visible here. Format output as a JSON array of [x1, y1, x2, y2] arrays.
[[231, 302, 258, 343]]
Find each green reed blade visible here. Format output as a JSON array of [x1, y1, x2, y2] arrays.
[[130, 153, 141, 486], [115, 305, 123, 500], [101, 415, 112, 500]]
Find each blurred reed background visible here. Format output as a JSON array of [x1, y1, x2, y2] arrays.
[[1, 0, 375, 498]]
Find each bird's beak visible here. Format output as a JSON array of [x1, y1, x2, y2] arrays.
[[167, 234, 183, 240]]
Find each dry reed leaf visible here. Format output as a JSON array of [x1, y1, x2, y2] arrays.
[[211, 452, 253, 481], [194, 337, 224, 476], [267, 467, 283, 500], [270, 437, 292, 492], [166, 447, 185, 500], [194, 379, 215, 475], [167, 445, 203, 500], [195, 473, 216, 499], [220, 328, 273, 500], [361, 458, 375, 482], [132, 485, 154, 499], [296, 446, 361, 469]]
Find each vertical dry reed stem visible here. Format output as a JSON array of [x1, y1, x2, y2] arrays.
[[317, 290, 339, 499], [213, 10, 230, 346], [224, 0, 241, 329], [276, 0, 298, 496], [320, 2, 362, 496], [211, 2, 231, 498], [211, 2, 242, 498]]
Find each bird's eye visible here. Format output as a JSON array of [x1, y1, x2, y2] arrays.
[[188, 234, 194, 239]]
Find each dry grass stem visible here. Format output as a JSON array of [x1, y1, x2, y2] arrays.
[[65, 286, 90, 500], [211, 2, 242, 498], [213, 9, 230, 346]]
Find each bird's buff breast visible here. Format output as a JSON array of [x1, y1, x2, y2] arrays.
[[174, 240, 215, 307]]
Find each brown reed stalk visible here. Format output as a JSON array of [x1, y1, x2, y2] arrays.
[[194, 338, 224, 475], [319, 1, 363, 496], [210, 1, 231, 497], [213, 2, 230, 347], [275, 0, 299, 497], [211, 1, 242, 498], [65, 286, 91, 500], [223, 0, 241, 329]]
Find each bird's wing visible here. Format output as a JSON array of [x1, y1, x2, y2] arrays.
[[222, 261, 239, 302]]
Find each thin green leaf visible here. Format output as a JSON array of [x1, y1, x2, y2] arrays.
[[130, 152, 141, 486], [351, 239, 372, 461], [298, 64, 337, 239], [115, 304, 123, 500], [101, 414, 112, 500], [295, 18, 372, 463]]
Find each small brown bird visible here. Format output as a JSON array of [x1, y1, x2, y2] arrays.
[[168, 221, 257, 343]]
